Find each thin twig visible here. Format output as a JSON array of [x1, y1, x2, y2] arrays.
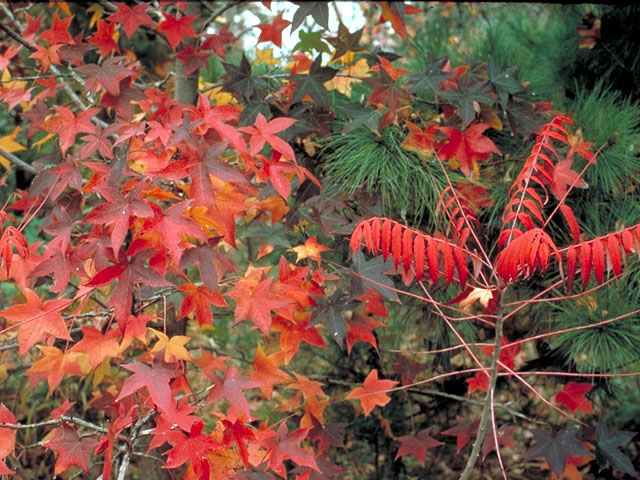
[[0, 147, 37, 174]]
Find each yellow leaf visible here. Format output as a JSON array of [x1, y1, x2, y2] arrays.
[[290, 235, 331, 265], [93, 358, 111, 387], [32, 132, 55, 151], [149, 328, 192, 362], [49, 1, 72, 17], [325, 58, 369, 96], [0, 127, 26, 170], [200, 82, 236, 106], [87, 3, 104, 29], [254, 48, 279, 67]]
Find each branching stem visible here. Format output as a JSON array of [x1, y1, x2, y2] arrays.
[[459, 301, 503, 480]]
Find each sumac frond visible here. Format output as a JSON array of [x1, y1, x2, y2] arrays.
[[495, 228, 561, 282], [499, 116, 593, 248], [350, 217, 471, 287], [561, 225, 640, 291]]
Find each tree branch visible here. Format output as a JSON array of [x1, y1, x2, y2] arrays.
[[0, 147, 37, 174]]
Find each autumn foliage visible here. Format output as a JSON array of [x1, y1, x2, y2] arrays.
[[0, 2, 639, 479]]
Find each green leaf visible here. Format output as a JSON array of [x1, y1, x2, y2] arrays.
[[525, 426, 589, 479], [487, 56, 523, 107], [351, 251, 399, 302], [340, 105, 385, 134], [238, 101, 271, 127], [222, 54, 266, 100], [440, 82, 494, 128], [291, 2, 329, 32], [311, 290, 357, 347], [326, 23, 366, 61], [408, 55, 451, 95], [596, 421, 638, 476], [291, 55, 337, 109], [294, 30, 330, 54]]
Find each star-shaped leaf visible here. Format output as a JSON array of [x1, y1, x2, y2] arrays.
[[206, 367, 262, 419], [395, 428, 443, 465], [156, 13, 197, 50], [116, 355, 182, 415], [555, 382, 595, 414], [228, 276, 294, 335], [262, 423, 319, 477], [47, 423, 98, 475], [107, 2, 153, 38], [291, 55, 338, 109], [596, 421, 637, 476], [77, 56, 134, 96], [326, 23, 365, 61], [223, 54, 266, 100], [525, 426, 590, 479], [291, 2, 329, 32], [346, 369, 398, 416], [39, 11, 74, 45], [257, 11, 291, 48], [351, 250, 399, 302]]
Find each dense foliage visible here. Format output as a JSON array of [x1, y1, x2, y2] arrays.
[[0, 2, 639, 479]]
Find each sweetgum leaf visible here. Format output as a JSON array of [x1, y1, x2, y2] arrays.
[[525, 426, 589, 479], [351, 250, 399, 302], [291, 2, 329, 32], [596, 421, 637, 476]]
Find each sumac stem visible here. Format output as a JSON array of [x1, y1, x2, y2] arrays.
[[459, 302, 503, 480]]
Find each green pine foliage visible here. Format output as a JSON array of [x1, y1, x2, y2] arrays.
[[321, 125, 447, 225], [546, 285, 640, 374]]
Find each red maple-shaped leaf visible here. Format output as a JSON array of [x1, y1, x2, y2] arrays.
[[346, 369, 398, 416], [438, 124, 501, 178], [42, 106, 100, 155], [46, 423, 99, 475], [555, 382, 594, 414], [551, 159, 587, 201], [84, 185, 154, 253], [227, 275, 294, 335], [142, 201, 207, 265], [251, 343, 292, 399], [206, 367, 262, 419], [257, 12, 291, 48], [0, 288, 71, 355], [239, 113, 296, 160], [69, 326, 120, 369], [107, 2, 153, 38], [164, 421, 220, 475], [481, 424, 517, 460], [262, 423, 319, 477], [39, 11, 74, 45], [178, 282, 228, 326], [87, 19, 120, 57], [0, 403, 16, 475], [222, 418, 256, 469], [116, 355, 182, 415], [156, 13, 197, 50], [272, 316, 327, 364], [26, 346, 88, 391], [466, 371, 489, 394], [345, 314, 385, 355], [28, 43, 63, 73], [442, 416, 480, 452], [395, 428, 443, 465], [77, 56, 135, 96]]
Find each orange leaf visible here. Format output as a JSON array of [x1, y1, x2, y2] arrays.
[[290, 235, 331, 265], [347, 369, 398, 416], [251, 344, 291, 399]]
